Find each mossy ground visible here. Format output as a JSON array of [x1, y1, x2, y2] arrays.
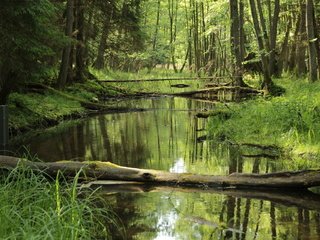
[[8, 79, 125, 133]]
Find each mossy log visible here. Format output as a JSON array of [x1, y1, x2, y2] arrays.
[[1, 156, 320, 189]]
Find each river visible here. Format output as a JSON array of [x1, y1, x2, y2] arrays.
[[16, 96, 320, 239]]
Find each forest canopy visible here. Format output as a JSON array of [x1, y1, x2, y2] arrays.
[[1, 0, 320, 103]]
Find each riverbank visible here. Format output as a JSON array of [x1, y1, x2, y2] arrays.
[[8, 80, 130, 135], [8, 69, 196, 136], [208, 76, 320, 162]]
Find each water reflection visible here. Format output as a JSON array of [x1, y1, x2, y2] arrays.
[[104, 189, 320, 240], [15, 96, 320, 239]]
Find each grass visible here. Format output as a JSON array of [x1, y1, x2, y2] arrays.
[[8, 80, 124, 132], [208, 75, 320, 159], [0, 158, 121, 239]]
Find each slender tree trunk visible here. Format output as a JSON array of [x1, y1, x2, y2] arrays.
[[0, 68, 16, 104], [306, 0, 318, 82], [256, 0, 270, 52], [249, 0, 272, 92], [57, 0, 74, 89], [269, 0, 280, 75], [153, 0, 161, 51], [230, 0, 245, 86], [168, 0, 178, 72], [288, 14, 301, 71], [239, 0, 245, 61], [278, 20, 291, 74], [75, 0, 86, 83], [93, 18, 110, 70], [296, 1, 307, 76]]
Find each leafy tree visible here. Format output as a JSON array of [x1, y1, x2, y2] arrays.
[[0, 0, 62, 104]]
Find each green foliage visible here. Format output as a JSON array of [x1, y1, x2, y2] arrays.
[[0, 0, 64, 83], [0, 164, 116, 239], [208, 77, 320, 158]]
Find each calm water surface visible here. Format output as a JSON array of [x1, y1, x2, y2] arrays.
[[17, 97, 320, 240]]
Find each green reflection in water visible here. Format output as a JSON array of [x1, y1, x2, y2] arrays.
[[105, 191, 320, 240], [21, 97, 320, 239]]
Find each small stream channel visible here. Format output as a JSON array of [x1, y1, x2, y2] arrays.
[[13, 96, 320, 239]]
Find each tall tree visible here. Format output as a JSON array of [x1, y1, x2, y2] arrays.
[[249, 0, 273, 93], [230, 0, 246, 86], [58, 0, 74, 89], [0, 0, 61, 102], [269, 0, 280, 76], [306, 0, 318, 82]]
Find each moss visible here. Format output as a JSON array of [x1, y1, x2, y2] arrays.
[[8, 80, 127, 133], [85, 161, 121, 169]]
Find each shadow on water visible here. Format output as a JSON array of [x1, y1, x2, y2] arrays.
[[11, 96, 320, 240]]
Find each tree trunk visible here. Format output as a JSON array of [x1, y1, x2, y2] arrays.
[[306, 0, 318, 82], [296, 1, 307, 76], [57, 0, 74, 89], [93, 19, 109, 70], [230, 0, 245, 86], [74, 0, 86, 83], [2, 156, 320, 189], [0, 68, 16, 105], [269, 0, 280, 76], [152, 0, 161, 51], [249, 0, 272, 93]]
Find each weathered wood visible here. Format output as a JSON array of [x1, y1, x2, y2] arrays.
[[1, 156, 320, 189], [172, 86, 264, 97], [97, 77, 219, 83]]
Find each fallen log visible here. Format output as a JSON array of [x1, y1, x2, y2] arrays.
[[172, 86, 264, 97], [1, 156, 320, 189], [97, 77, 215, 83]]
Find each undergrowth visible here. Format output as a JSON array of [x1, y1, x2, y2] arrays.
[[0, 160, 122, 239], [208, 76, 320, 158]]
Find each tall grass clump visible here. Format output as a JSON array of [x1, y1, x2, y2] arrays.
[[0, 164, 121, 239], [208, 77, 320, 157]]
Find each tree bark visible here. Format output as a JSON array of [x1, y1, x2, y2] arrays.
[[93, 19, 109, 70], [306, 0, 318, 82], [75, 0, 86, 83], [57, 0, 74, 89], [296, 1, 307, 76], [269, 0, 280, 76], [230, 0, 245, 87], [249, 0, 273, 93], [2, 156, 320, 189]]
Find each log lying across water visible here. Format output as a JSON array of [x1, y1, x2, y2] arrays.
[[1, 156, 320, 189]]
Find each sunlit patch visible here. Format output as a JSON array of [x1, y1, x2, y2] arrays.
[[170, 158, 186, 173]]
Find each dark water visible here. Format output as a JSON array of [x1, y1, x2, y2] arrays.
[[16, 97, 320, 239]]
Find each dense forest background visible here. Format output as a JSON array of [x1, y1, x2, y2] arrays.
[[1, 0, 320, 103]]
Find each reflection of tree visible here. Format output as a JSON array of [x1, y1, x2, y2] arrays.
[[105, 193, 156, 240], [270, 203, 277, 239], [98, 116, 113, 161], [298, 209, 310, 240]]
